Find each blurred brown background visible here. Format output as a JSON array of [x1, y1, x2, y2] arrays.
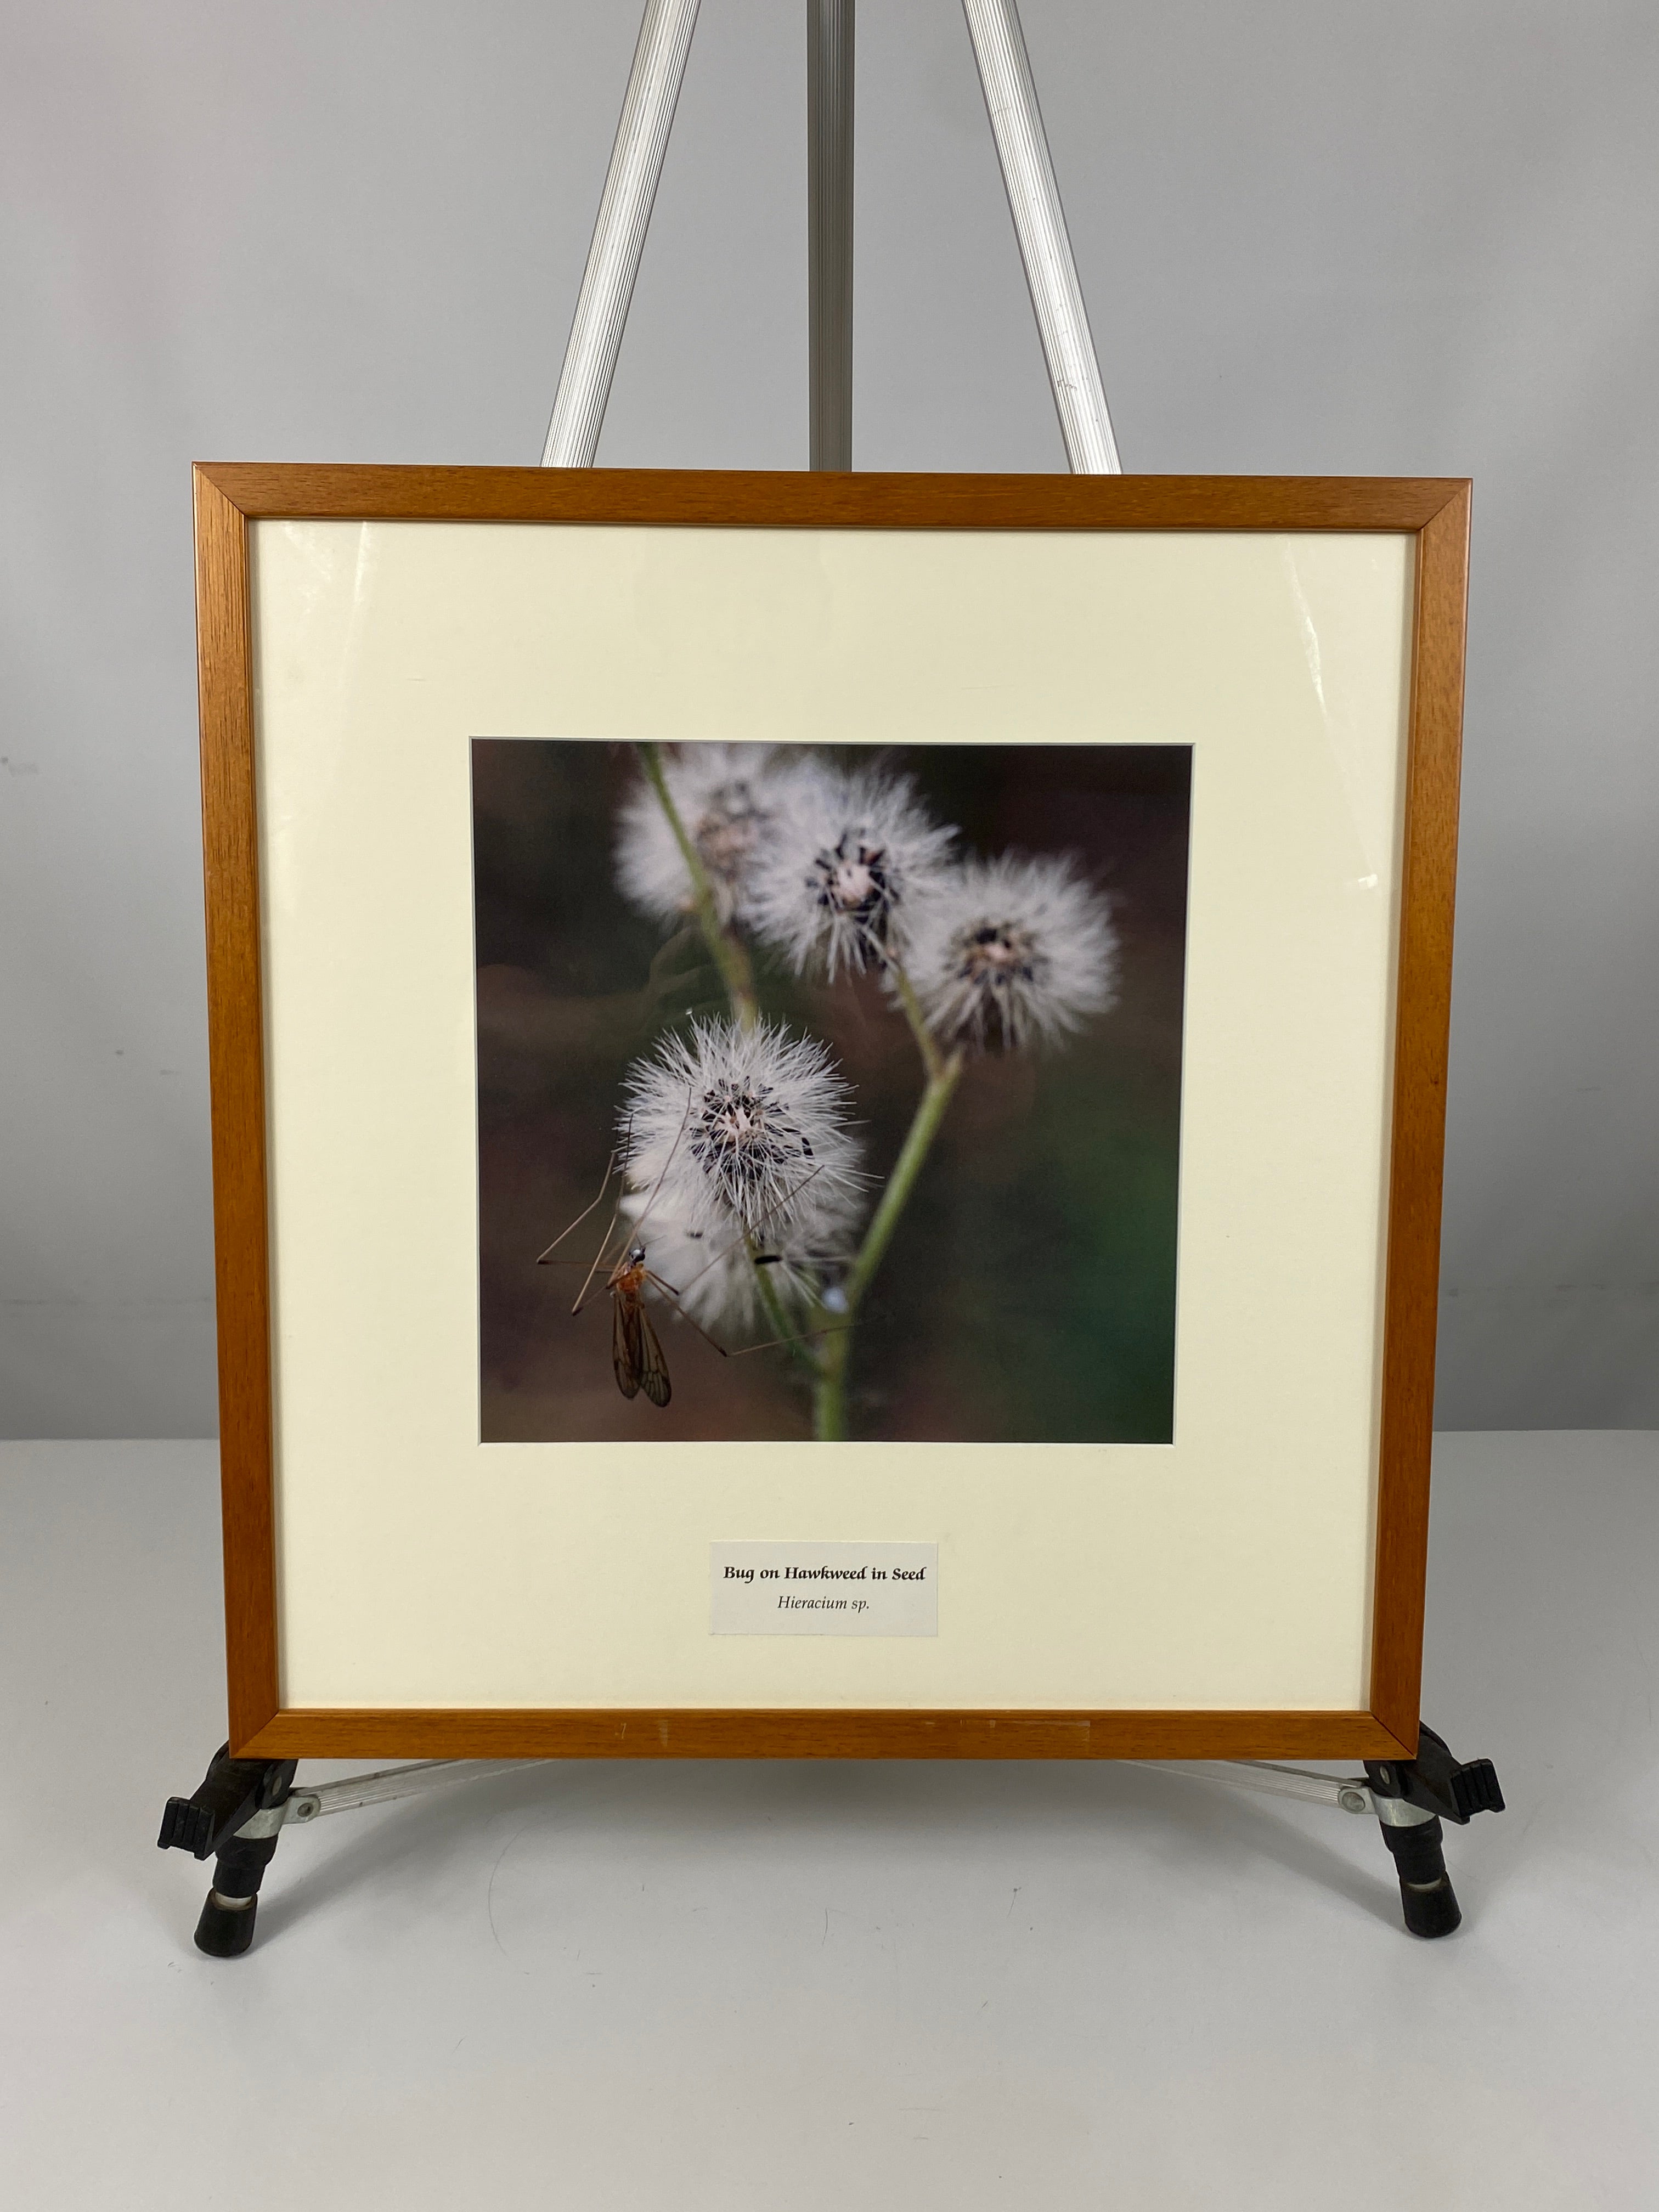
[[473, 741, 1189, 1444]]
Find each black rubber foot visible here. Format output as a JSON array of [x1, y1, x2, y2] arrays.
[[1398, 1874, 1462, 1939], [1376, 1813, 1465, 1938], [194, 1891, 259, 1958]]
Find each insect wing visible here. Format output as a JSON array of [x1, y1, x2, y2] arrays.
[[612, 1293, 644, 1400], [635, 1304, 673, 1408]]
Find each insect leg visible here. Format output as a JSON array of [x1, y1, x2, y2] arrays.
[[571, 1120, 639, 1314], [643, 1272, 729, 1359], [643, 1271, 851, 1365], [671, 1164, 828, 1295], [572, 1221, 622, 1316], [727, 1322, 853, 1359], [628, 1089, 696, 1243], [537, 1134, 629, 1263]]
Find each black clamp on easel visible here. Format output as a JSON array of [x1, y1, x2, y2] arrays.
[[157, 1747, 298, 1957], [1364, 1726, 1505, 1938]]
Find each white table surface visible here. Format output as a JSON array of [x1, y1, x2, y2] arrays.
[[3, 1431, 1655, 2209]]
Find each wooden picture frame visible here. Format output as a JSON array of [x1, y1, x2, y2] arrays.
[[196, 464, 1469, 1765]]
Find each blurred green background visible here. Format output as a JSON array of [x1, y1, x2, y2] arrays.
[[473, 741, 1189, 1445]]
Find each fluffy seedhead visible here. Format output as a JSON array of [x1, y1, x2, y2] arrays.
[[619, 1018, 865, 1261], [619, 1195, 856, 1332], [906, 852, 1119, 1052], [615, 742, 785, 928], [748, 763, 957, 980]]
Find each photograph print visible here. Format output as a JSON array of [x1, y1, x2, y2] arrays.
[[473, 738, 1190, 1446]]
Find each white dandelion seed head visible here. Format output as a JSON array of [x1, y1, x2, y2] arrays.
[[619, 1192, 859, 1333], [618, 1017, 865, 1252], [748, 763, 957, 980], [614, 743, 785, 928], [906, 851, 1119, 1053]]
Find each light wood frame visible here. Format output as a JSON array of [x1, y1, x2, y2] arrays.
[[195, 464, 1470, 1764]]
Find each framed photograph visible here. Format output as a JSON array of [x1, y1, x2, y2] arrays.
[[196, 465, 1468, 1762]]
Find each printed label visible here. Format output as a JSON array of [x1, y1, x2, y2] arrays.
[[710, 1541, 938, 1637]]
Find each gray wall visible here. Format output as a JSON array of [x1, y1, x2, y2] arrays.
[[3, 1, 1655, 1437]]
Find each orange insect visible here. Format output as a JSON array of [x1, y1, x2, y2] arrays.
[[536, 1111, 839, 1409], [596, 1238, 676, 1407]]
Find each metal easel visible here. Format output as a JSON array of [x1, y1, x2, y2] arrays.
[[541, 0, 1120, 473], [159, 0, 1500, 1954]]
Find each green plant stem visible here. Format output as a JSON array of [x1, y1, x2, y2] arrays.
[[812, 1049, 963, 1441], [885, 956, 945, 1081], [636, 752, 959, 1431], [635, 742, 801, 1373], [747, 1237, 823, 1379], [636, 741, 759, 1028]]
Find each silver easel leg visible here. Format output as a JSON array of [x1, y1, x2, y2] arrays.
[[542, 0, 702, 468], [961, 0, 1121, 473], [808, 0, 855, 469]]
